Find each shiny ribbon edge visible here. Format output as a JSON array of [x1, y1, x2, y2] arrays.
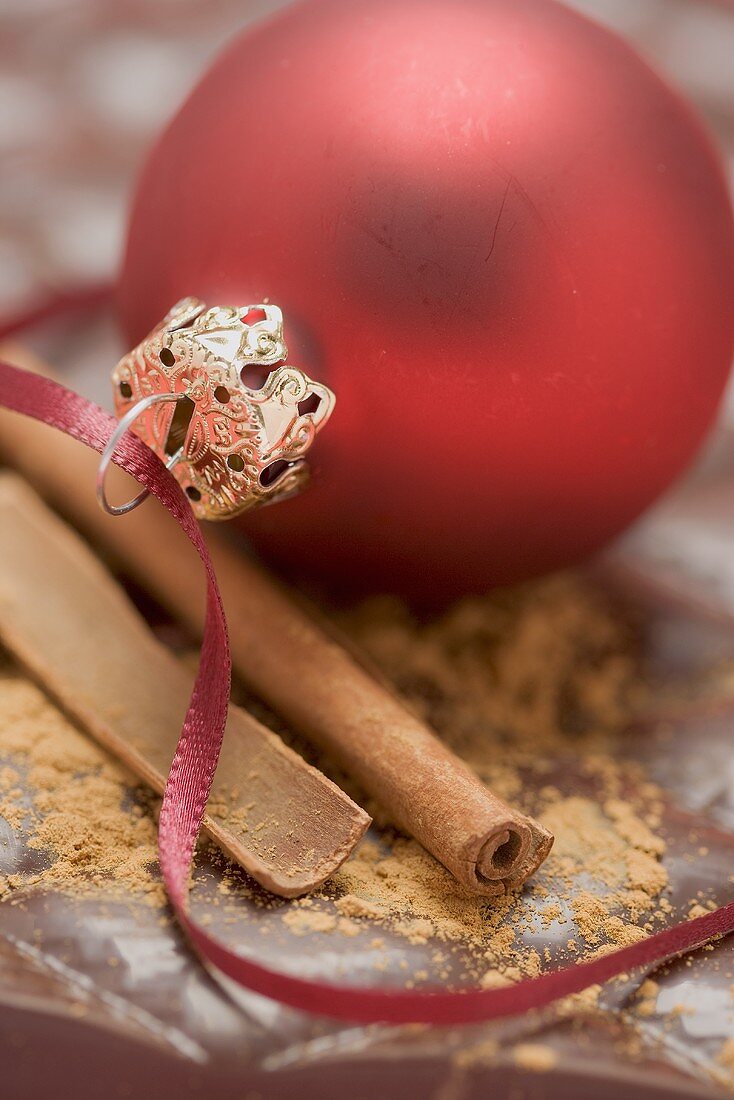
[[0, 353, 732, 1026]]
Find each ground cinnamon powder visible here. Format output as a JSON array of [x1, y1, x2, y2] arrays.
[[0, 575, 673, 993], [271, 577, 671, 980], [0, 666, 162, 904]]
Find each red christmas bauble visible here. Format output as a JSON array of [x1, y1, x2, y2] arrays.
[[118, 0, 734, 602]]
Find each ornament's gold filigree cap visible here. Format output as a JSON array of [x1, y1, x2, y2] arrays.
[[98, 297, 334, 520]]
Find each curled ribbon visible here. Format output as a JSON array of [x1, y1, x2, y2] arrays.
[[0, 304, 732, 1025]]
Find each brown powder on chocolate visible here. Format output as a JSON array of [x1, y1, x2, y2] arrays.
[[719, 1039, 734, 1072], [632, 978, 660, 1018], [0, 665, 162, 904], [258, 576, 672, 989], [512, 1043, 558, 1072], [1, 574, 672, 998], [454, 1038, 559, 1073]]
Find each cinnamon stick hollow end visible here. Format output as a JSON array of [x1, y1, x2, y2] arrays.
[[415, 773, 554, 897], [473, 815, 554, 895]]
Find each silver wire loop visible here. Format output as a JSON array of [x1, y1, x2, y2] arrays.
[[96, 391, 185, 517]]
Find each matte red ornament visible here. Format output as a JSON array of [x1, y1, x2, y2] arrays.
[[118, 0, 734, 602]]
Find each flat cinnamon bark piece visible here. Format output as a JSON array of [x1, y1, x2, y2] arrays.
[[0, 474, 370, 897], [0, 347, 553, 894]]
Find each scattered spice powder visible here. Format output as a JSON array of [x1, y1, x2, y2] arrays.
[[633, 978, 660, 1018], [719, 1039, 734, 1072], [0, 575, 683, 999], [0, 666, 162, 904], [512, 1042, 559, 1072], [261, 576, 674, 989]]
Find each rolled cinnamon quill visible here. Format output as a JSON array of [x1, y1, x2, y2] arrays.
[[0, 346, 553, 895], [0, 473, 369, 897]]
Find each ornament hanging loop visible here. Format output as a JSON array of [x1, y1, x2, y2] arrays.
[[96, 390, 185, 517]]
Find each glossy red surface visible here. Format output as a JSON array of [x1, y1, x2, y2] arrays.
[[119, 0, 734, 601]]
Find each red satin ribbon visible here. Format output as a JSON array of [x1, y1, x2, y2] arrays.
[[0, 355, 733, 1025]]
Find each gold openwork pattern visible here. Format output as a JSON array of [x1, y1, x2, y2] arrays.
[[111, 298, 334, 519]]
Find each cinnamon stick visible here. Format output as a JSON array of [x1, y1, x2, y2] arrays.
[[0, 473, 369, 897], [0, 346, 553, 894]]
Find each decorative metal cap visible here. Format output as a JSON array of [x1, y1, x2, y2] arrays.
[[107, 297, 334, 520]]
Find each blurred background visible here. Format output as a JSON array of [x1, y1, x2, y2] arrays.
[[0, 0, 732, 322]]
